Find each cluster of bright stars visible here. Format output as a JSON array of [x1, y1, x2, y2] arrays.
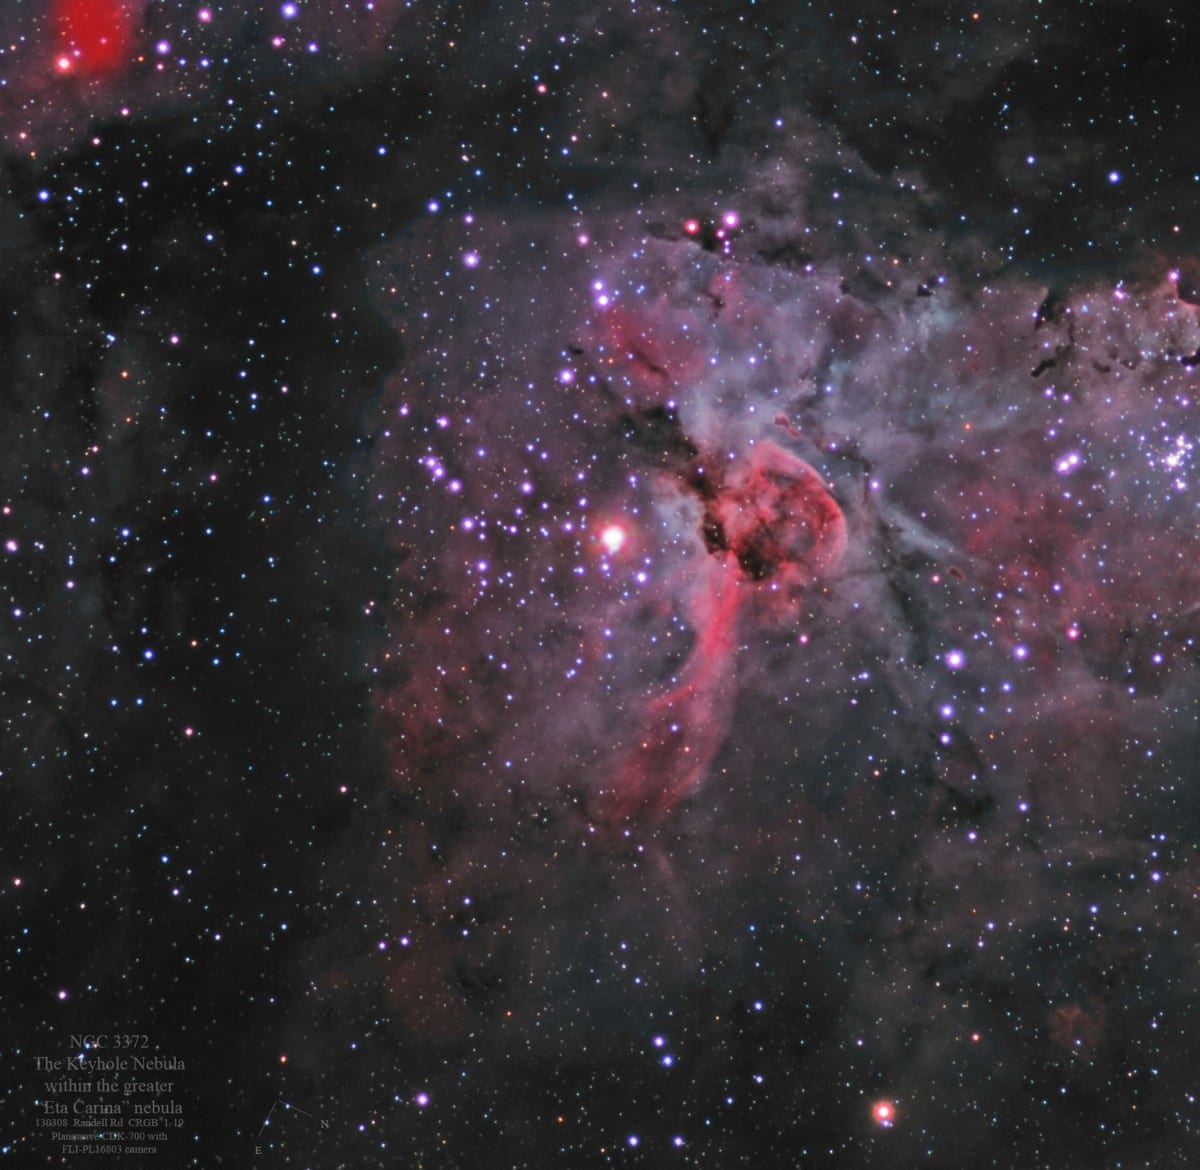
[[1157, 433, 1193, 491]]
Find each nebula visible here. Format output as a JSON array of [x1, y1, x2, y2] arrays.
[[51, 0, 134, 76], [356, 175, 1200, 1129], [599, 439, 847, 823]]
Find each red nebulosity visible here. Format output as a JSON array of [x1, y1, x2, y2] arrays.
[[695, 440, 847, 609], [599, 443, 847, 826], [1048, 1001, 1106, 1053], [52, 0, 133, 76], [602, 678, 729, 824], [596, 303, 706, 395], [964, 477, 1200, 683], [964, 489, 1100, 654], [599, 569, 741, 824]]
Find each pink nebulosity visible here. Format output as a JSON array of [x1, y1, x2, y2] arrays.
[[695, 441, 847, 605], [598, 442, 846, 826], [598, 564, 741, 823]]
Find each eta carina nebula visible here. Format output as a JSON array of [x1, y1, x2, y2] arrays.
[[369, 192, 1200, 856], [368, 199, 867, 835], [342, 117, 1200, 1163]]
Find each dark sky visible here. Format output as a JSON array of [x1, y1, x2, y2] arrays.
[[3, 2, 1199, 1167]]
